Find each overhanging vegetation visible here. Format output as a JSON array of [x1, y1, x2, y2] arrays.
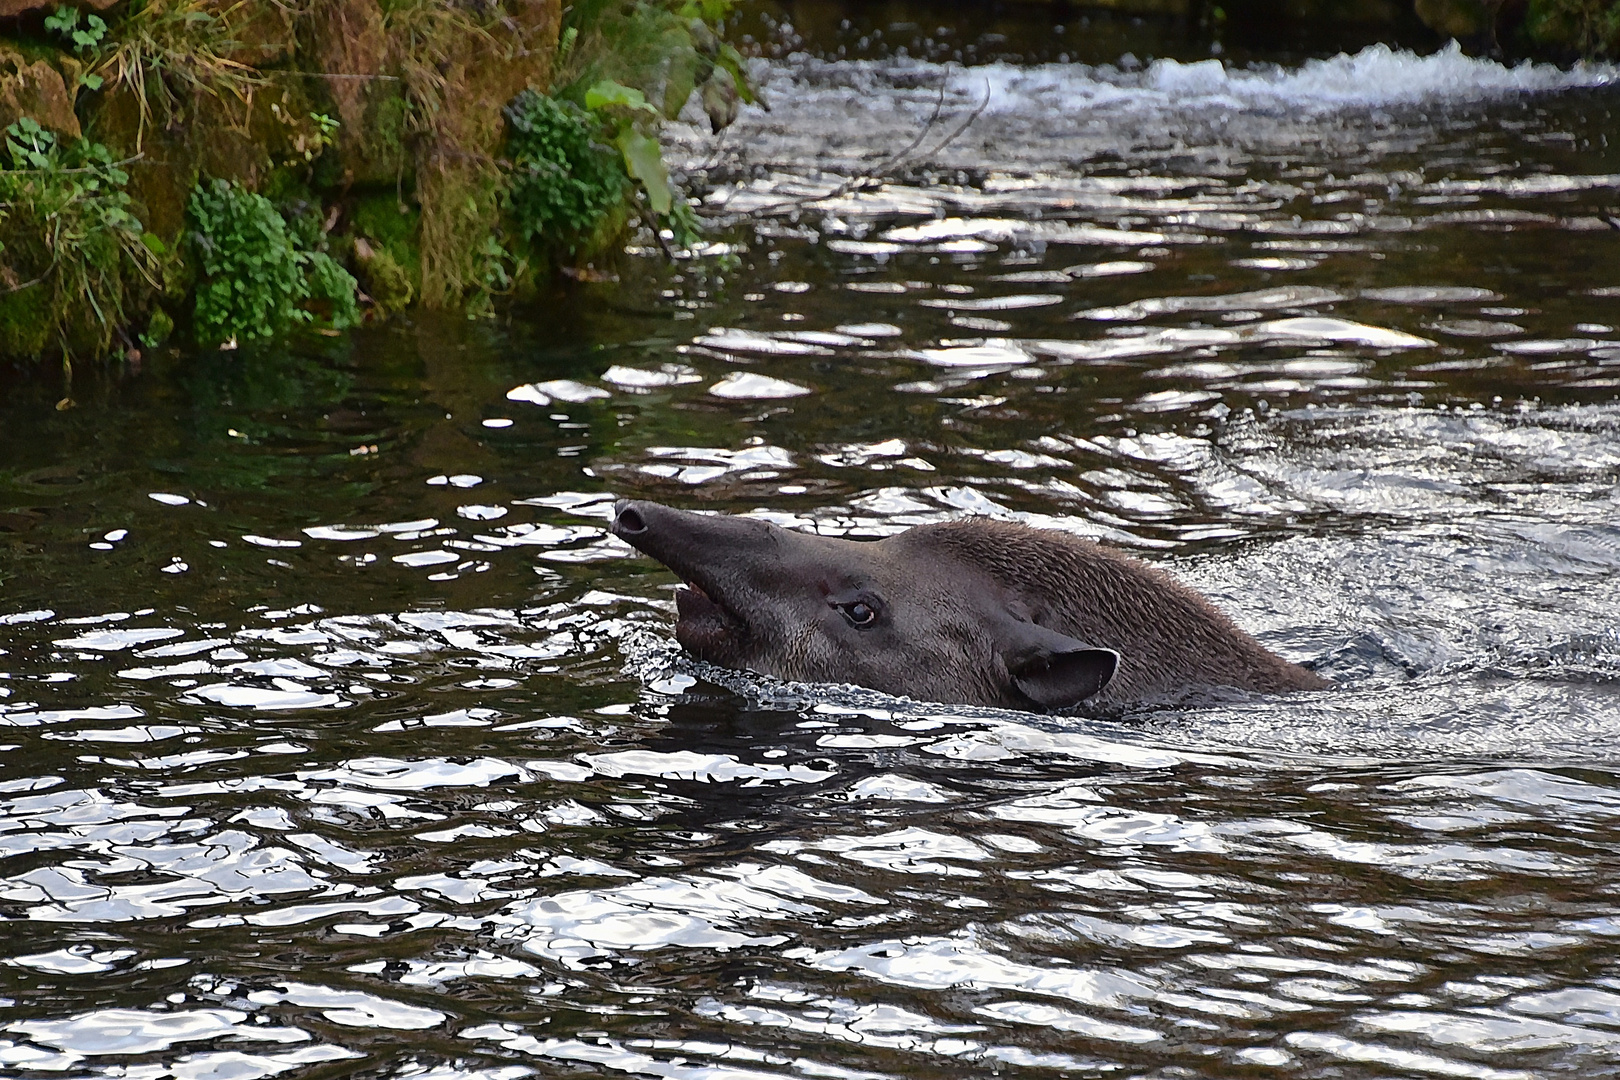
[[0, 0, 747, 362]]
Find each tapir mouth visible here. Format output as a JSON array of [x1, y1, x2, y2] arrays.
[[611, 500, 748, 659]]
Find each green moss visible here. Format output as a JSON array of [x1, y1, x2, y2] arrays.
[[418, 164, 512, 312], [351, 190, 422, 311], [0, 279, 56, 358], [361, 87, 412, 183], [352, 190, 419, 251], [1524, 0, 1620, 55], [357, 246, 413, 312], [141, 306, 173, 347]]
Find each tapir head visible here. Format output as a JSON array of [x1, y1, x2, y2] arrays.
[[611, 500, 1118, 711]]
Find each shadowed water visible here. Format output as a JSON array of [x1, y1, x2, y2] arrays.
[[2, 33, 1620, 1080]]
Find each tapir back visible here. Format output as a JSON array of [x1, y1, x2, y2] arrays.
[[897, 519, 1326, 703]]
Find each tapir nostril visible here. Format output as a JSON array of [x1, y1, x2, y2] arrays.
[[614, 502, 647, 536]]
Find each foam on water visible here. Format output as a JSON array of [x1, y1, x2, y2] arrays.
[[693, 42, 1620, 193], [962, 43, 1619, 116]]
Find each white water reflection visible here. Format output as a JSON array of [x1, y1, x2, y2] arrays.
[[708, 371, 814, 399]]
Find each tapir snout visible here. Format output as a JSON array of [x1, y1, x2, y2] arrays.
[[611, 499, 1325, 710]]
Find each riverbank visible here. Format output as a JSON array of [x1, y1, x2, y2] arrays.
[[1, 0, 1614, 367], [0, 0, 750, 365]]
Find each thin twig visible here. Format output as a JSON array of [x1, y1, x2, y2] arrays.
[[920, 78, 992, 159], [0, 276, 43, 296], [0, 152, 146, 177], [699, 75, 990, 223], [274, 71, 404, 81], [697, 75, 952, 219], [640, 197, 677, 262]]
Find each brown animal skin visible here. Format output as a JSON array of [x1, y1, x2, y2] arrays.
[[611, 500, 1327, 711]]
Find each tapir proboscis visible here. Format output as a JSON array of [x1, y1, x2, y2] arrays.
[[610, 499, 1328, 711]]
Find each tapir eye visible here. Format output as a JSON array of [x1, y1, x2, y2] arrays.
[[841, 600, 878, 628]]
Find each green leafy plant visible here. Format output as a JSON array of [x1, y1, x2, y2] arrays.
[[555, 0, 754, 118], [43, 5, 108, 88], [504, 89, 625, 248], [187, 179, 360, 346], [311, 113, 339, 146], [584, 79, 669, 211], [0, 119, 159, 358], [44, 5, 109, 55], [548, 2, 756, 252], [305, 250, 362, 329], [269, 103, 343, 164], [583, 77, 704, 246]]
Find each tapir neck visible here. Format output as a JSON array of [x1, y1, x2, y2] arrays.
[[901, 520, 1327, 702]]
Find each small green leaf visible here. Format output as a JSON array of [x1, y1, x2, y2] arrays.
[[139, 232, 167, 256], [662, 49, 701, 119], [717, 42, 757, 105], [44, 5, 78, 34], [585, 79, 658, 116], [616, 128, 672, 215], [677, 0, 732, 21], [81, 72, 104, 91], [67, 14, 106, 55]]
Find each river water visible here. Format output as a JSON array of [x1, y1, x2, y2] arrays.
[[3, 13, 1620, 1080]]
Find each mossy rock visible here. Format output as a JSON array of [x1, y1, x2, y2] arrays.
[[351, 189, 420, 250], [350, 187, 423, 310], [0, 282, 57, 358], [355, 244, 414, 313], [0, 43, 81, 139], [83, 75, 337, 254], [301, 0, 411, 185], [1524, 0, 1620, 56], [0, 214, 58, 357]]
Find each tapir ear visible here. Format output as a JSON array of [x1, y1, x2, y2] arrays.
[[1012, 648, 1119, 710], [999, 620, 1119, 710]]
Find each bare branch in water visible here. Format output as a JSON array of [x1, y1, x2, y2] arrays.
[[693, 76, 991, 223]]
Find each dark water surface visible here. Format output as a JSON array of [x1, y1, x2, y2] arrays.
[[4, 18, 1620, 1080]]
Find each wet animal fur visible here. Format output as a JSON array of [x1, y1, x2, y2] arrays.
[[912, 519, 1327, 704]]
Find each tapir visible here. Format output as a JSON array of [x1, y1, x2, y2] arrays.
[[610, 500, 1327, 711]]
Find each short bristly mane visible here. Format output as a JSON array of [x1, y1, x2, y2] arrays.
[[901, 518, 1325, 702]]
